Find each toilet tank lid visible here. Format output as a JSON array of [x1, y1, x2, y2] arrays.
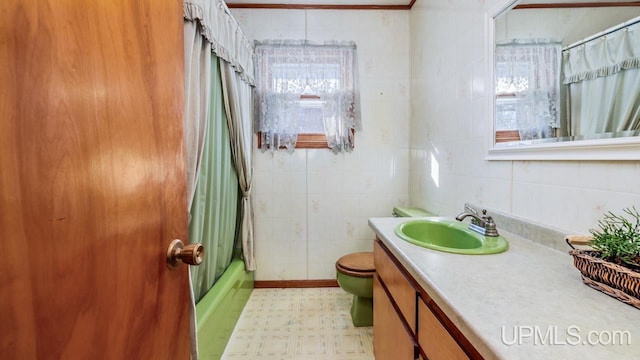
[[393, 206, 433, 217]]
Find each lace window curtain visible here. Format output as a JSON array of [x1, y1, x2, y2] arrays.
[[563, 18, 640, 137], [495, 40, 561, 140], [254, 40, 361, 153]]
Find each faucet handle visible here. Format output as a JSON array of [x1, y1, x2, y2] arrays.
[[465, 203, 478, 215], [464, 204, 480, 225], [481, 210, 499, 236], [481, 209, 493, 224]]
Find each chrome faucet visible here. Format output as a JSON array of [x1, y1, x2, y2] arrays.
[[455, 206, 499, 237], [464, 204, 480, 225]]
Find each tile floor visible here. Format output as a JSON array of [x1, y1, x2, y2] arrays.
[[221, 287, 374, 360]]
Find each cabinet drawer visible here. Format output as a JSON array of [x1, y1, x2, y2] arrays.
[[374, 240, 416, 333], [418, 298, 469, 360]]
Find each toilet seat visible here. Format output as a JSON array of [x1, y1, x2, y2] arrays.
[[335, 252, 374, 278]]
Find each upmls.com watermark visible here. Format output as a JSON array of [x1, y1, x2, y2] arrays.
[[501, 325, 632, 346]]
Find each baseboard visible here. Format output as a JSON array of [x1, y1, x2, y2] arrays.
[[254, 279, 339, 288]]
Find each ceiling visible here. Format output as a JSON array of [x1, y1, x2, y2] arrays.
[[229, 0, 408, 4], [226, 0, 640, 9], [227, 0, 412, 7]]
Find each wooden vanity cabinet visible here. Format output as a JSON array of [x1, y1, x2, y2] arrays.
[[374, 241, 417, 333], [373, 238, 482, 360], [373, 275, 417, 359], [418, 297, 469, 360], [373, 240, 418, 359]]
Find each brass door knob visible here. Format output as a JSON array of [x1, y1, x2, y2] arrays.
[[166, 239, 204, 269]]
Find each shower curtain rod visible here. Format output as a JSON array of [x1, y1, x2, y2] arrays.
[[563, 15, 640, 51]]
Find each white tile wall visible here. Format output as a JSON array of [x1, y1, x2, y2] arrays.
[[495, 7, 640, 47], [233, 1, 640, 281], [232, 9, 411, 280], [410, 0, 640, 238]]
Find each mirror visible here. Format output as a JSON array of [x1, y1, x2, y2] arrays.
[[488, 1, 640, 160]]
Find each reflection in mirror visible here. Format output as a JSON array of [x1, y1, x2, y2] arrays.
[[493, 2, 640, 146]]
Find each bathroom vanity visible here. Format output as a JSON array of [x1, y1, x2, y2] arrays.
[[369, 217, 640, 360], [374, 239, 480, 359]]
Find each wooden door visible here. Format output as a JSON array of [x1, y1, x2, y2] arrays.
[[0, 1, 191, 359]]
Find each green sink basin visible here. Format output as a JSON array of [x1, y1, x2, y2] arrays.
[[394, 218, 509, 255]]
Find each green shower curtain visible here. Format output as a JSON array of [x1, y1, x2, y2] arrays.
[[190, 56, 239, 302]]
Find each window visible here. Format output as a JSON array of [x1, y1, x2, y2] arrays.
[[254, 40, 361, 152], [495, 40, 561, 142]]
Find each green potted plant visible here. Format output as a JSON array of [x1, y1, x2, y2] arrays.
[[567, 207, 640, 309], [590, 207, 640, 271]]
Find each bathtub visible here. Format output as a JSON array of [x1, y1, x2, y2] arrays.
[[196, 256, 254, 359]]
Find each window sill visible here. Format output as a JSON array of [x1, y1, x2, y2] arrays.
[[495, 130, 521, 143], [257, 133, 330, 149]]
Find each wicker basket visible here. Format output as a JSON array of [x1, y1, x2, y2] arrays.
[[569, 249, 640, 309]]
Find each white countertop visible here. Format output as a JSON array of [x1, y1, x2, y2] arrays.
[[369, 217, 640, 360]]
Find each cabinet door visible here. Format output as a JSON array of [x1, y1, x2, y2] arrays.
[[373, 275, 416, 360], [418, 298, 469, 360], [374, 241, 417, 333]]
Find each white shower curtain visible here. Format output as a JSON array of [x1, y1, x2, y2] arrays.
[[563, 18, 640, 137], [183, 8, 211, 360], [183, 0, 255, 358], [182, 1, 255, 265], [220, 62, 256, 271], [183, 17, 211, 212]]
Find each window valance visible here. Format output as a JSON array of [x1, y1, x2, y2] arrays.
[[563, 18, 640, 85], [184, 0, 255, 85]]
